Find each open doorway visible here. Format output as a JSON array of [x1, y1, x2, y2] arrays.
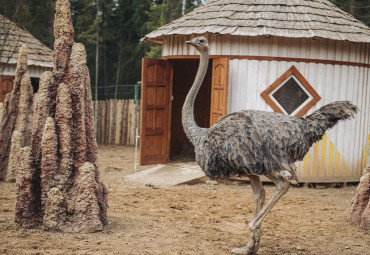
[[169, 59, 212, 161]]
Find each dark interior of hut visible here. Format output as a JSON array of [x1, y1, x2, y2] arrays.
[[30, 77, 39, 93], [169, 59, 212, 161]]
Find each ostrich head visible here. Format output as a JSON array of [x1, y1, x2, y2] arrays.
[[185, 36, 209, 52]]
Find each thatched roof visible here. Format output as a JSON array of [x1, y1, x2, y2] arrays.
[[0, 14, 53, 68], [144, 0, 370, 44]]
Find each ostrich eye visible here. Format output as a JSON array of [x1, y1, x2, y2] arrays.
[[199, 39, 204, 43]]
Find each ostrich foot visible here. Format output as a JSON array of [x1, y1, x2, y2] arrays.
[[231, 247, 251, 254], [231, 246, 256, 254], [232, 227, 260, 254], [231, 243, 259, 255]]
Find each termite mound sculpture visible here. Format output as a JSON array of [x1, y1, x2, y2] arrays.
[[349, 164, 370, 230], [15, 0, 108, 232], [0, 44, 33, 182]]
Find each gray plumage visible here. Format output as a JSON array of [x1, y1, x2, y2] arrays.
[[195, 102, 358, 182], [182, 37, 358, 254]]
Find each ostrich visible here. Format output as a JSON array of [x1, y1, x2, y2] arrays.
[[183, 37, 358, 254]]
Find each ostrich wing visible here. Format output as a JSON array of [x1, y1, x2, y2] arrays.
[[196, 110, 310, 181]]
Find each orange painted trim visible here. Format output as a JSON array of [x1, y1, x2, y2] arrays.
[[162, 55, 370, 68], [296, 98, 319, 117], [163, 55, 200, 60], [260, 65, 321, 117], [210, 58, 229, 126], [260, 92, 284, 114], [166, 62, 174, 163], [290, 66, 320, 101]]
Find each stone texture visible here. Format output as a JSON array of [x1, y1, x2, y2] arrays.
[[43, 187, 66, 231], [40, 117, 58, 212], [6, 131, 22, 182], [0, 44, 33, 181], [14, 147, 42, 228], [349, 165, 370, 230], [0, 102, 3, 122], [32, 71, 55, 165]]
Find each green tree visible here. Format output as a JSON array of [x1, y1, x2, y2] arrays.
[[145, 0, 203, 58], [111, 0, 152, 85], [0, 0, 55, 48], [0, 0, 54, 77], [1, 0, 205, 95], [70, 0, 98, 85], [71, 0, 152, 91], [329, 0, 370, 27], [23, 0, 55, 48]]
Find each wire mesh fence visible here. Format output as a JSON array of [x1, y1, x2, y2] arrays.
[[92, 83, 141, 101]]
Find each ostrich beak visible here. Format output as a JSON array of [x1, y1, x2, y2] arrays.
[[185, 40, 194, 45]]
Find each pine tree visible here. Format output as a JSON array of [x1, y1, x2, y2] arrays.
[[329, 0, 370, 27], [0, 0, 55, 48], [145, 0, 203, 59]]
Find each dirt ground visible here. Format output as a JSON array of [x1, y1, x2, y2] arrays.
[[1, 145, 369, 255]]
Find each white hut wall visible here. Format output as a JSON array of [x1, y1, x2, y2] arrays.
[[162, 35, 369, 63], [1, 63, 52, 78], [163, 35, 370, 182]]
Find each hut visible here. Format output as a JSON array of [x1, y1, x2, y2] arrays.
[[140, 0, 370, 183], [0, 14, 53, 102]]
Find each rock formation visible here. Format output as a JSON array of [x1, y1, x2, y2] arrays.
[[0, 44, 33, 182], [15, 0, 108, 233], [349, 165, 370, 230]]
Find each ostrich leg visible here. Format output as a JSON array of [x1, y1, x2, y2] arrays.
[[235, 175, 264, 254], [232, 176, 290, 254], [248, 175, 265, 217]]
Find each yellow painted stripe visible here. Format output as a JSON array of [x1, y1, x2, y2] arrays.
[[320, 135, 327, 177], [358, 159, 362, 177], [303, 152, 310, 177], [342, 159, 347, 177], [328, 141, 335, 177], [341, 158, 351, 176], [298, 133, 369, 179], [335, 151, 341, 177], [362, 142, 366, 168], [312, 142, 319, 177], [362, 134, 369, 172]]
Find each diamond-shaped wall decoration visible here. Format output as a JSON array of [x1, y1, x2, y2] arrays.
[[260, 66, 321, 117]]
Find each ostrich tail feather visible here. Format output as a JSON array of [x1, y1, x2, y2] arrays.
[[305, 101, 358, 130]]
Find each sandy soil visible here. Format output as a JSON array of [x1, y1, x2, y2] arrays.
[[1, 145, 369, 255]]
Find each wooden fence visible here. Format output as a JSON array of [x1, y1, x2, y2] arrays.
[[95, 99, 140, 145]]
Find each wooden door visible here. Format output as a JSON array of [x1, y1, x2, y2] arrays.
[[0, 76, 13, 102], [140, 59, 172, 165], [210, 58, 229, 126]]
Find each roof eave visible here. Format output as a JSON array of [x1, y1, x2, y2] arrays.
[[141, 36, 164, 45], [0, 57, 53, 68], [143, 32, 370, 44]]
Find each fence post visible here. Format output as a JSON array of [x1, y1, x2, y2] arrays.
[[94, 0, 99, 133], [135, 81, 141, 104]]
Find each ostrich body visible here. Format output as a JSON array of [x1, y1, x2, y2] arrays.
[[183, 37, 358, 254]]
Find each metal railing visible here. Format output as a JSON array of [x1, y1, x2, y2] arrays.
[[92, 83, 141, 101]]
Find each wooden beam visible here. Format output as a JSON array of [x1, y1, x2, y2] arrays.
[[162, 55, 370, 68]]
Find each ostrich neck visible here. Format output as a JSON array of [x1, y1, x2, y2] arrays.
[[182, 47, 209, 145]]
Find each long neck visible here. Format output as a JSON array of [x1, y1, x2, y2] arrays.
[[182, 47, 209, 144]]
